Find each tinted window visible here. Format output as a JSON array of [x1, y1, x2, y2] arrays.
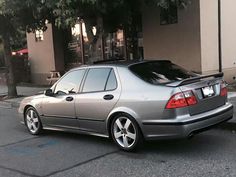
[[129, 61, 196, 85], [55, 69, 85, 95], [105, 69, 117, 91], [83, 68, 111, 92]]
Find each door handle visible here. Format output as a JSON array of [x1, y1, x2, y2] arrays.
[[103, 94, 114, 100], [66, 96, 74, 102]]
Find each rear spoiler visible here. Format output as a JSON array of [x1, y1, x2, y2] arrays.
[[167, 72, 224, 87]]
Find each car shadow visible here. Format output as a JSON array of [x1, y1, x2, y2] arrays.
[[118, 129, 231, 159], [216, 122, 236, 132], [40, 129, 114, 144], [30, 127, 232, 157]]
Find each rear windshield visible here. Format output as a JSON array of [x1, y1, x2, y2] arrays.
[[129, 61, 197, 85]]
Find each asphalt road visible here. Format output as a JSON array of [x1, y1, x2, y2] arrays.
[[1, 107, 236, 177]]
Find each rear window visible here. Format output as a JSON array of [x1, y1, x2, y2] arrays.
[[129, 61, 197, 85]]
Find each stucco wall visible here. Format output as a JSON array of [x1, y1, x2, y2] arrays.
[[27, 24, 65, 84], [142, 0, 201, 72], [221, 0, 236, 82], [27, 24, 56, 84], [200, 0, 236, 82], [199, 0, 219, 73]]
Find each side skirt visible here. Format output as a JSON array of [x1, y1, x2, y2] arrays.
[[42, 124, 110, 138]]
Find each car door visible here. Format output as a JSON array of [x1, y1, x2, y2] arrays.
[[75, 67, 121, 133], [41, 69, 85, 128]]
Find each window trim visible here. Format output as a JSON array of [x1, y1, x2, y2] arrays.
[[80, 67, 118, 94], [105, 69, 118, 91]]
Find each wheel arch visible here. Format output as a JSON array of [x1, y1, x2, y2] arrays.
[[106, 107, 142, 138], [23, 105, 34, 117]]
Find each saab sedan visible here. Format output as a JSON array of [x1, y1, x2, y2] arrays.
[[18, 60, 233, 151]]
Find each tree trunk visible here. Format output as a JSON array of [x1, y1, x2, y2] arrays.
[[2, 33, 17, 97], [84, 17, 104, 63], [130, 24, 139, 60]]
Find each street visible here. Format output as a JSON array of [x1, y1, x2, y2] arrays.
[[0, 106, 236, 177]]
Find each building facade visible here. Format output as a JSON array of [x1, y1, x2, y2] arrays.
[[27, 0, 236, 85], [27, 25, 65, 84], [143, 0, 236, 82]]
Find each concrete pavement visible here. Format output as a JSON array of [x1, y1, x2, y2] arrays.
[[0, 86, 236, 176], [0, 107, 236, 177]]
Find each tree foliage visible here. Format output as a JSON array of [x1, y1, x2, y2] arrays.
[[0, 0, 191, 96]]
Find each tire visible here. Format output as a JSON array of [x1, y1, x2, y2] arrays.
[[111, 113, 143, 151], [24, 107, 43, 135]]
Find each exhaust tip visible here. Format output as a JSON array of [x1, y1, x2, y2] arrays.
[[188, 133, 194, 139]]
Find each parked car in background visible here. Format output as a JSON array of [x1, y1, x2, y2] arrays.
[[18, 60, 233, 151]]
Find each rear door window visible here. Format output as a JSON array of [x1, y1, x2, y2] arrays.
[[82, 68, 111, 93], [129, 61, 196, 85]]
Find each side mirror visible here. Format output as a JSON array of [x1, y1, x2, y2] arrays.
[[44, 89, 54, 96]]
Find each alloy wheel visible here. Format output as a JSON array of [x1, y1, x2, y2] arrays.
[[113, 117, 137, 148], [25, 108, 41, 134]]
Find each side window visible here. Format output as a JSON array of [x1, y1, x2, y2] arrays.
[[105, 69, 117, 91], [54, 69, 85, 95], [83, 68, 111, 93]]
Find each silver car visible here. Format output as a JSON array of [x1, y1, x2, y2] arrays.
[[18, 60, 233, 151]]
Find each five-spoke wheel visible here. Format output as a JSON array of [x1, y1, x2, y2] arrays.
[[111, 114, 143, 151], [25, 107, 42, 135]]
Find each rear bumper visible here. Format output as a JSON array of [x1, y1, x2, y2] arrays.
[[142, 103, 234, 140]]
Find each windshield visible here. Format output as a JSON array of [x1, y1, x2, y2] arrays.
[[129, 61, 197, 85]]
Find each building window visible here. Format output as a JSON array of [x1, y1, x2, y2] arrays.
[[35, 30, 44, 42], [160, 0, 178, 25]]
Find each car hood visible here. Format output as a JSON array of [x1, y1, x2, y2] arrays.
[[21, 94, 45, 104]]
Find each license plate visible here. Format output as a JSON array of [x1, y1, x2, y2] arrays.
[[202, 86, 215, 97]]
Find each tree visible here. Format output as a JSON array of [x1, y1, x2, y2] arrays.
[[0, 0, 52, 97], [0, 0, 190, 96], [51, 0, 191, 61]]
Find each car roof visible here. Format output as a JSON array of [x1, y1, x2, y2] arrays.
[[70, 59, 171, 71], [92, 59, 171, 67]]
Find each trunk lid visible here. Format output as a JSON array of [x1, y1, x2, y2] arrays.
[[178, 77, 226, 116]]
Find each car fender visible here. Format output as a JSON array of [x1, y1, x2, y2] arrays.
[[19, 95, 44, 116], [106, 106, 142, 128]]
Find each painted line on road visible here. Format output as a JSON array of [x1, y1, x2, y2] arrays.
[[0, 165, 41, 177], [0, 137, 40, 148], [44, 149, 120, 177]]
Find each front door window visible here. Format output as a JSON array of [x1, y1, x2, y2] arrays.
[[54, 69, 85, 95]]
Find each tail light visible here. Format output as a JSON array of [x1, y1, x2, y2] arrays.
[[166, 91, 197, 109], [220, 81, 228, 97]]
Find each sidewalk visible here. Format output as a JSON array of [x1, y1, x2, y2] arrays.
[[0, 85, 48, 108], [0, 85, 48, 96]]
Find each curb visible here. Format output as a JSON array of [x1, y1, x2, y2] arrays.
[[0, 98, 24, 109], [228, 92, 236, 99], [0, 101, 12, 109], [0, 101, 20, 109]]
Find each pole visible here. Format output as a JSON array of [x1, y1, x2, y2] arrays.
[[101, 34, 105, 60], [218, 0, 222, 72], [79, 20, 85, 65]]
